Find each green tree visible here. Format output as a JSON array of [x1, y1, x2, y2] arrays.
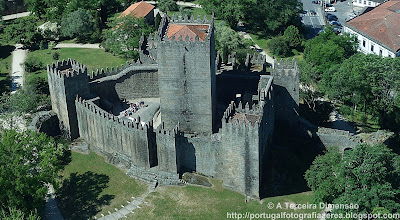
[[158, 0, 178, 13], [101, 15, 154, 59], [25, 0, 47, 18], [322, 53, 400, 128], [65, 0, 121, 27], [245, 0, 302, 33], [283, 25, 302, 49], [0, 85, 50, 113], [0, 0, 5, 18], [0, 207, 39, 220], [3, 16, 43, 49], [267, 36, 291, 57], [199, 0, 247, 29], [214, 21, 245, 62], [60, 9, 96, 43], [154, 12, 162, 30], [0, 129, 64, 214], [305, 144, 400, 215], [304, 27, 357, 74]]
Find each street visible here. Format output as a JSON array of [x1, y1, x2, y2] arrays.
[[300, 0, 325, 39]]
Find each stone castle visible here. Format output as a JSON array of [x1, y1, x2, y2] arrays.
[[47, 14, 299, 199]]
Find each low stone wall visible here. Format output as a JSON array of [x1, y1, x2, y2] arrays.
[[317, 127, 363, 151], [126, 165, 183, 186], [28, 111, 61, 137]]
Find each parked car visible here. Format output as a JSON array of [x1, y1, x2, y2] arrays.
[[310, 10, 317, 15], [312, 0, 321, 4], [325, 7, 336, 12], [329, 21, 342, 27], [326, 14, 338, 21]]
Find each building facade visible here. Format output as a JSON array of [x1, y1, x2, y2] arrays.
[[344, 0, 400, 57]]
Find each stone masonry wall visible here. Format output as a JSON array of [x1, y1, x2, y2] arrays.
[[75, 97, 154, 168], [271, 59, 299, 129], [89, 64, 159, 102], [47, 59, 90, 139]]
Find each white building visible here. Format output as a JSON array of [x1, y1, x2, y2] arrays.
[[352, 0, 386, 7], [344, 0, 400, 57]]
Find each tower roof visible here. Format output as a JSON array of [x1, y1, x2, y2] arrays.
[[120, 1, 155, 18], [165, 24, 209, 41]]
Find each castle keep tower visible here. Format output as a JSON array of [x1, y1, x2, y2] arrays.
[[157, 15, 216, 134]]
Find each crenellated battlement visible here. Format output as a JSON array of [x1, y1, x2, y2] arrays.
[[169, 14, 212, 25], [47, 59, 88, 79], [270, 58, 299, 76], [89, 59, 145, 81], [222, 101, 260, 127], [156, 122, 179, 136], [75, 96, 149, 131]]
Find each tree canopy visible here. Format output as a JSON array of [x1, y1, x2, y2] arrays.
[[60, 8, 96, 43], [304, 27, 357, 74], [305, 144, 400, 215], [322, 54, 400, 128], [101, 15, 154, 59], [0, 129, 65, 215]]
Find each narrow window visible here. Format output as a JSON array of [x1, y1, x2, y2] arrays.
[[363, 40, 366, 47], [379, 49, 383, 56], [364, 0, 366, 4], [371, 44, 374, 52]]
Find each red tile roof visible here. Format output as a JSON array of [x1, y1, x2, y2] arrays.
[[346, 0, 400, 52], [120, 1, 155, 18], [166, 24, 209, 41]]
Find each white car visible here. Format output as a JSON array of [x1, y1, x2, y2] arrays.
[[325, 7, 336, 12]]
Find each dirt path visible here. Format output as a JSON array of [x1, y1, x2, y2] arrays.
[[11, 44, 27, 93], [43, 184, 64, 220], [54, 43, 102, 49], [2, 12, 30, 21]]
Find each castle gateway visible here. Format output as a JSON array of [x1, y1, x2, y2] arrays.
[[47, 14, 299, 199]]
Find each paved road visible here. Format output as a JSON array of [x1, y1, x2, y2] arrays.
[[11, 44, 27, 93], [300, 0, 325, 39], [54, 43, 102, 49], [2, 12, 30, 21], [43, 184, 64, 220]]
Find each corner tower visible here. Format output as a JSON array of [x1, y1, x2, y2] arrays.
[[157, 15, 216, 134], [47, 59, 90, 139]]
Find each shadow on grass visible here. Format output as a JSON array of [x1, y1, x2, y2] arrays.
[[57, 172, 114, 219], [0, 45, 15, 59]]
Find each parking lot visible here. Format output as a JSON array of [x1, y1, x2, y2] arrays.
[[301, 0, 366, 38]]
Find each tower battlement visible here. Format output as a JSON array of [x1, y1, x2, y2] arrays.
[[47, 59, 88, 79]]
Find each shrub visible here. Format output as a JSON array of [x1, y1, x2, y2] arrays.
[[52, 51, 60, 60], [267, 36, 291, 57], [23, 56, 44, 73], [158, 0, 179, 12]]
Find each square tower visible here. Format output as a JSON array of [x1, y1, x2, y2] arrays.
[[157, 15, 216, 134]]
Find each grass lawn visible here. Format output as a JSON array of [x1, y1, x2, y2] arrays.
[[168, 7, 208, 18], [132, 179, 319, 220], [25, 48, 128, 83], [57, 151, 147, 219], [0, 45, 14, 93]]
